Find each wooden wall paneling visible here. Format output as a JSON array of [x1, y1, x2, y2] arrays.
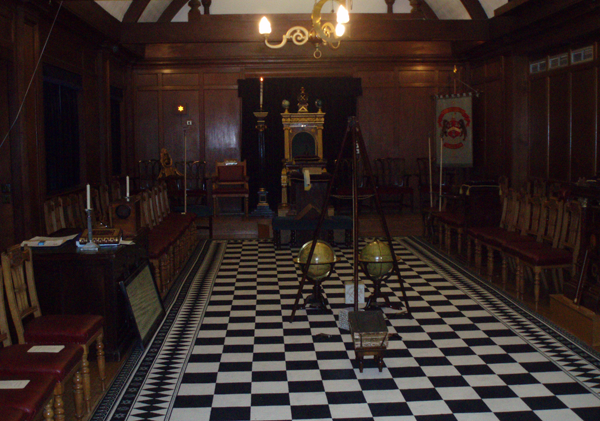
[[162, 89, 200, 164], [203, 85, 241, 172], [204, 85, 241, 212], [548, 71, 570, 181], [357, 86, 399, 161], [483, 78, 507, 179], [396, 87, 437, 176], [529, 77, 549, 179], [571, 66, 596, 181], [13, 14, 40, 239], [509, 56, 531, 189], [135, 89, 161, 163], [0, 58, 14, 250]]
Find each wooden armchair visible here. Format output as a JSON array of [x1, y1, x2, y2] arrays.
[[1, 246, 105, 414], [373, 157, 414, 212], [211, 160, 249, 216]]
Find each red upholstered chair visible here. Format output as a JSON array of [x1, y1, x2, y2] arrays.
[[0, 263, 84, 421], [373, 158, 414, 212], [1, 245, 105, 414], [211, 160, 249, 217]]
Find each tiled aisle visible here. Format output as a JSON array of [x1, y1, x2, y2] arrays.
[[99, 238, 600, 421]]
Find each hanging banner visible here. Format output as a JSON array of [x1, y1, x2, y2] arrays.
[[435, 94, 473, 167]]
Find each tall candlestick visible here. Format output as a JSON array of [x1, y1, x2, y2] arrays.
[[86, 184, 91, 209], [126, 176, 130, 198], [260, 77, 263, 109], [439, 137, 443, 212]]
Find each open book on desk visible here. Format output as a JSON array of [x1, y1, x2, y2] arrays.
[[21, 234, 79, 248]]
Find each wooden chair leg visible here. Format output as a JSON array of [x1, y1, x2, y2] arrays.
[[534, 267, 542, 311], [81, 348, 91, 413], [501, 254, 508, 289], [73, 370, 84, 421], [487, 246, 494, 280], [475, 240, 482, 272], [53, 382, 66, 421], [44, 398, 55, 421], [97, 332, 106, 391]]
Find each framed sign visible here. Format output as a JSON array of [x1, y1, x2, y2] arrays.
[[120, 263, 165, 348]]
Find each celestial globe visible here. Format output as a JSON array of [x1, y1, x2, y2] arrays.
[[296, 240, 336, 280], [360, 239, 394, 279]]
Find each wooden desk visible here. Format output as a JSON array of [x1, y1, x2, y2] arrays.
[[31, 231, 148, 361]]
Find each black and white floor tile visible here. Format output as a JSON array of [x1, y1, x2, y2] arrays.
[[97, 237, 600, 421]]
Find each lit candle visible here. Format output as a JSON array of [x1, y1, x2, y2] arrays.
[[126, 176, 130, 198], [86, 184, 91, 209], [260, 77, 263, 109]]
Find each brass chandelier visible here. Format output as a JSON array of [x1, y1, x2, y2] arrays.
[[259, 0, 350, 59]]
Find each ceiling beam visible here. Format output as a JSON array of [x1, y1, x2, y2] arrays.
[[123, 0, 152, 23], [418, 1, 439, 20], [158, 0, 188, 23], [120, 15, 489, 44], [62, 1, 122, 41], [458, 0, 488, 20]]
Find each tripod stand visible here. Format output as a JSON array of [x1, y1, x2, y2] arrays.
[[289, 116, 412, 322]]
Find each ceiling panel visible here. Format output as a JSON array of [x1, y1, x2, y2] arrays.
[[139, 0, 171, 23], [426, 0, 470, 20], [96, 0, 132, 21], [479, 0, 508, 18]]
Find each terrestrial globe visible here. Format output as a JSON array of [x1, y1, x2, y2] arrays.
[[294, 240, 336, 280], [359, 239, 394, 279]]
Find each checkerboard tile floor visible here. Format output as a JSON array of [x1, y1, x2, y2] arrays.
[[116, 238, 600, 421]]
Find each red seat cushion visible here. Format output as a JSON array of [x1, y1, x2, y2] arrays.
[[2, 408, 28, 421], [0, 373, 56, 419], [466, 226, 506, 238], [516, 247, 573, 266], [0, 344, 83, 382], [502, 239, 547, 254], [212, 188, 248, 195], [24, 315, 103, 345], [437, 212, 465, 226]]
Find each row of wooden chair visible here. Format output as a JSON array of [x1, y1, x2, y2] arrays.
[[140, 182, 198, 296], [43, 181, 122, 235], [466, 189, 582, 309], [0, 246, 105, 421]]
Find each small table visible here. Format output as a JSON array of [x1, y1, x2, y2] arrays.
[[272, 216, 352, 249], [349, 311, 389, 372]]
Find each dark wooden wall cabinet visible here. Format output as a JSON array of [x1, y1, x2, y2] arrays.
[[32, 235, 148, 361]]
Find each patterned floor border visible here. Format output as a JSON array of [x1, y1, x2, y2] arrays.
[[400, 236, 600, 395], [91, 239, 227, 421]]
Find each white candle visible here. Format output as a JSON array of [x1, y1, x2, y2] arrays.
[[86, 184, 91, 209], [126, 176, 130, 198], [260, 77, 263, 108]]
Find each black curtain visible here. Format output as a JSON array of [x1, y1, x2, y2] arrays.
[[238, 77, 362, 210]]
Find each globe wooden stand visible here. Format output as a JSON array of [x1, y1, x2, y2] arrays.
[[289, 117, 411, 323], [358, 261, 405, 311], [292, 259, 339, 310]]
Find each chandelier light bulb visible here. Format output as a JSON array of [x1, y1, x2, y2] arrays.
[[259, 16, 271, 35], [337, 5, 349, 24], [335, 23, 346, 37]]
